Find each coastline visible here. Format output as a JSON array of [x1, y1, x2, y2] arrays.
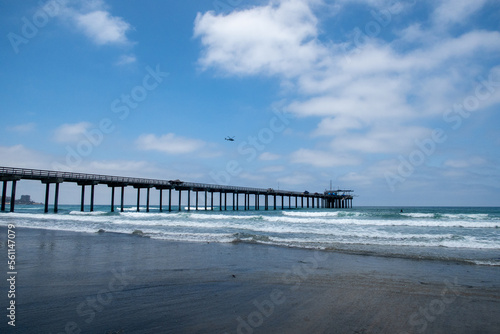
[[1, 226, 499, 333]]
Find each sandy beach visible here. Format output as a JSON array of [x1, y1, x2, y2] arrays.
[[1, 225, 499, 333]]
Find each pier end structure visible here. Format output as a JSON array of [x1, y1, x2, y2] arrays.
[[323, 189, 354, 208]]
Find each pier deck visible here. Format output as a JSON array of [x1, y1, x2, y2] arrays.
[[0, 166, 354, 212]]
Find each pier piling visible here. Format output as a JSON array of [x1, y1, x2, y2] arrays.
[[110, 186, 115, 212], [10, 180, 17, 212], [178, 190, 182, 212], [159, 188, 163, 212], [146, 187, 150, 212], [121, 186, 125, 212], [169, 188, 172, 212], [54, 182, 60, 213], [44, 183, 50, 213], [135, 187, 141, 212], [80, 184, 85, 212], [1, 181, 7, 212], [90, 184, 95, 212]]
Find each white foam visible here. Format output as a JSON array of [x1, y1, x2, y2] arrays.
[[189, 213, 262, 220], [184, 207, 210, 211], [470, 260, 500, 266], [148, 231, 235, 243], [2, 207, 498, 256], [401, 213, 435, 218], [262, 215, 499, 228], [119, 211, 175, 219], [69, 210, 108, 216], [282, 211, 341, 217], [439, 237, 500, 249], [442, 213, 489, 220], [121, 206, 159, 212]]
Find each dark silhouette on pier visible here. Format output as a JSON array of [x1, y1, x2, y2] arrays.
[[0, 166, 354, 213]]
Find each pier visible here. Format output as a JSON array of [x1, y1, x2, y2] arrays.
[[0, 166, 354, 213]]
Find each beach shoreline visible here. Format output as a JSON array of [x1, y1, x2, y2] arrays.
[[1, 226, 499, 333]]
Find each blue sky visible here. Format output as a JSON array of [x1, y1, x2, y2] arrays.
[[1, 0, 499, 206]]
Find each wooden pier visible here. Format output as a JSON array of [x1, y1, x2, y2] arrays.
[[0, 166, 354, 213]]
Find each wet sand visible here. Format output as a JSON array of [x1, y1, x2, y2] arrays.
[[1, 226, 499, 333]]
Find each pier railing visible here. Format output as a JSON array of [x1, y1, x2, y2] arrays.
[[0, 166, 170, 186]]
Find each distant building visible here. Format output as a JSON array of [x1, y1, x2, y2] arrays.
[[18, 195, 33, 204], [0, 195, 39, 205]]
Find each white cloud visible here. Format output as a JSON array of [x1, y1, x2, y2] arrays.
[[397, 23, 426, 43], [55, 0, 133, 46], [135, 133, 206, 155], [415, 30, 500, 68], [53, 122, 92, 143], [444, 157, 486, 169], [313, 117, 364, 136], [339, 158, 405, 187], [239, 172, 266, 182], [290, 149, 361, 167], [115, 54, 137, 66], [10, 122, 36, 133], [260, 165, 285, 173], [330, 125, 432, 154], [288, 73, 414, 120], [0, 145, 53, 169], [277, 172, 315, 186], [432, 0, 490, 29], [259, 152, 281, 161], [88, 160, 150, 174], [335, 0, 397, 8], [194, 0, 324, 77], [76, 10, 131, 45]]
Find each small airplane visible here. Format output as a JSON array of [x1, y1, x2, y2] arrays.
[[225, 136, 235, 142]]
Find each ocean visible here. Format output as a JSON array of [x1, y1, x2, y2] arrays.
[[1, 205, 499, 266]]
